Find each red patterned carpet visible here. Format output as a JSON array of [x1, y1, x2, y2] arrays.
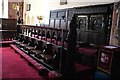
[[1, 47, 44, 80], [0, 47, 110, 80]]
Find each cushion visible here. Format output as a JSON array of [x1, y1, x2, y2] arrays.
[[64, 42, 67, 48], [38, 36, 42, 39], [47, 38, 51, 42], [78, 47, 97, 56], [40, 54, 53, 61], [75, 63, 92, 72], [57, 41, 62, 46], [51, 39, 56, 44]]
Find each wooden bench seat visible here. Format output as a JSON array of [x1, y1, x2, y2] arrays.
[[40, 54, 53, 62], [32, 50, 43, 54], [19, 43, 28, 47], [78, 47, 97, 56], [25, 46, 35, 50], [75, 63, 92, 72]]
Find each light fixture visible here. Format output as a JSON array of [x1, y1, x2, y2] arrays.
[[37, 16, 43, 25]]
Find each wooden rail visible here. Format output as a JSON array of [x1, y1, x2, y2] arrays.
[[18, 25, 68, 48]]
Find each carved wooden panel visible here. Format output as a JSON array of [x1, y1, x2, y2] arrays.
[[1, 18, 17, 30], [67, 21, 70, 29], [49, 19, 55, 28], [118, 13, 120, 45], [109, 3, 119, 46], [74, 4, 111, 14], [76, 15, 105, 32], [79, 31, 88, 43], [55, 20, 60, 28], [68, 10, 74, 20], [48, 3, 113, 46], [77, 15, 88, 30], [118, 30, 120, 45], [50, 12, 57, 18], [77, 29, 80, 41], [88, 32, 98, 45], [90, 15, 104, 32], [60, 20, 66, 29], [58, 11, 65, 18]]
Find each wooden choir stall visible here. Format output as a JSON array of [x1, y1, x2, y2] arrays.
[[0, 18, 17, 46], [9, 2, 120, 80]]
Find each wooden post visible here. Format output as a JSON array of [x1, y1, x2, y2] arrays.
[[109, 2, 120, 46], [64, 15, 77, 79], [59, 28, 64, 72]]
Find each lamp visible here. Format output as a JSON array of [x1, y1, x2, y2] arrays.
[[37, 16, 43, 26]]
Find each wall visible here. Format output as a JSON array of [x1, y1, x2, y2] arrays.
[[23, 0, 49, 25]]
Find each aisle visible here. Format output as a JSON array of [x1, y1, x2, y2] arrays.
[[1, 47, 44, 80]]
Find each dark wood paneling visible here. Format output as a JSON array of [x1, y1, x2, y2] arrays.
[[77, 15, 88, 30], [78, 31, 88, 43], [1, 30, 17, 41], [50, 12, 57, 18], [90, 15, 104, 32], [68, 9, 74, 20], [60, 20, 66, 29], [1, 18, 17, 30], [67, 21, 70, 29], [118, 31, 120, 45], [50, 10, 67, 29], [74, 3, 113, 15], [58, 11, 65, 18], [55, 20, 60, 28], [118, 18, 120, 45], [118, 3, 120, 45], [49, 19, 55, 28], [49, 3, 113, 45]]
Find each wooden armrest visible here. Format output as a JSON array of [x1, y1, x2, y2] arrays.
[[25, 46, 35, 50], [16, 41, 23, 44], [20, 43, 28, 47], [32, 50, 43, 54], [89, 43, 98, 49], [40, 54, 53, 62], [77, 42, 89, 47]]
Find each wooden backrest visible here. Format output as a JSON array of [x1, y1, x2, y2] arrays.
[[79, 31, 89, 43]]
